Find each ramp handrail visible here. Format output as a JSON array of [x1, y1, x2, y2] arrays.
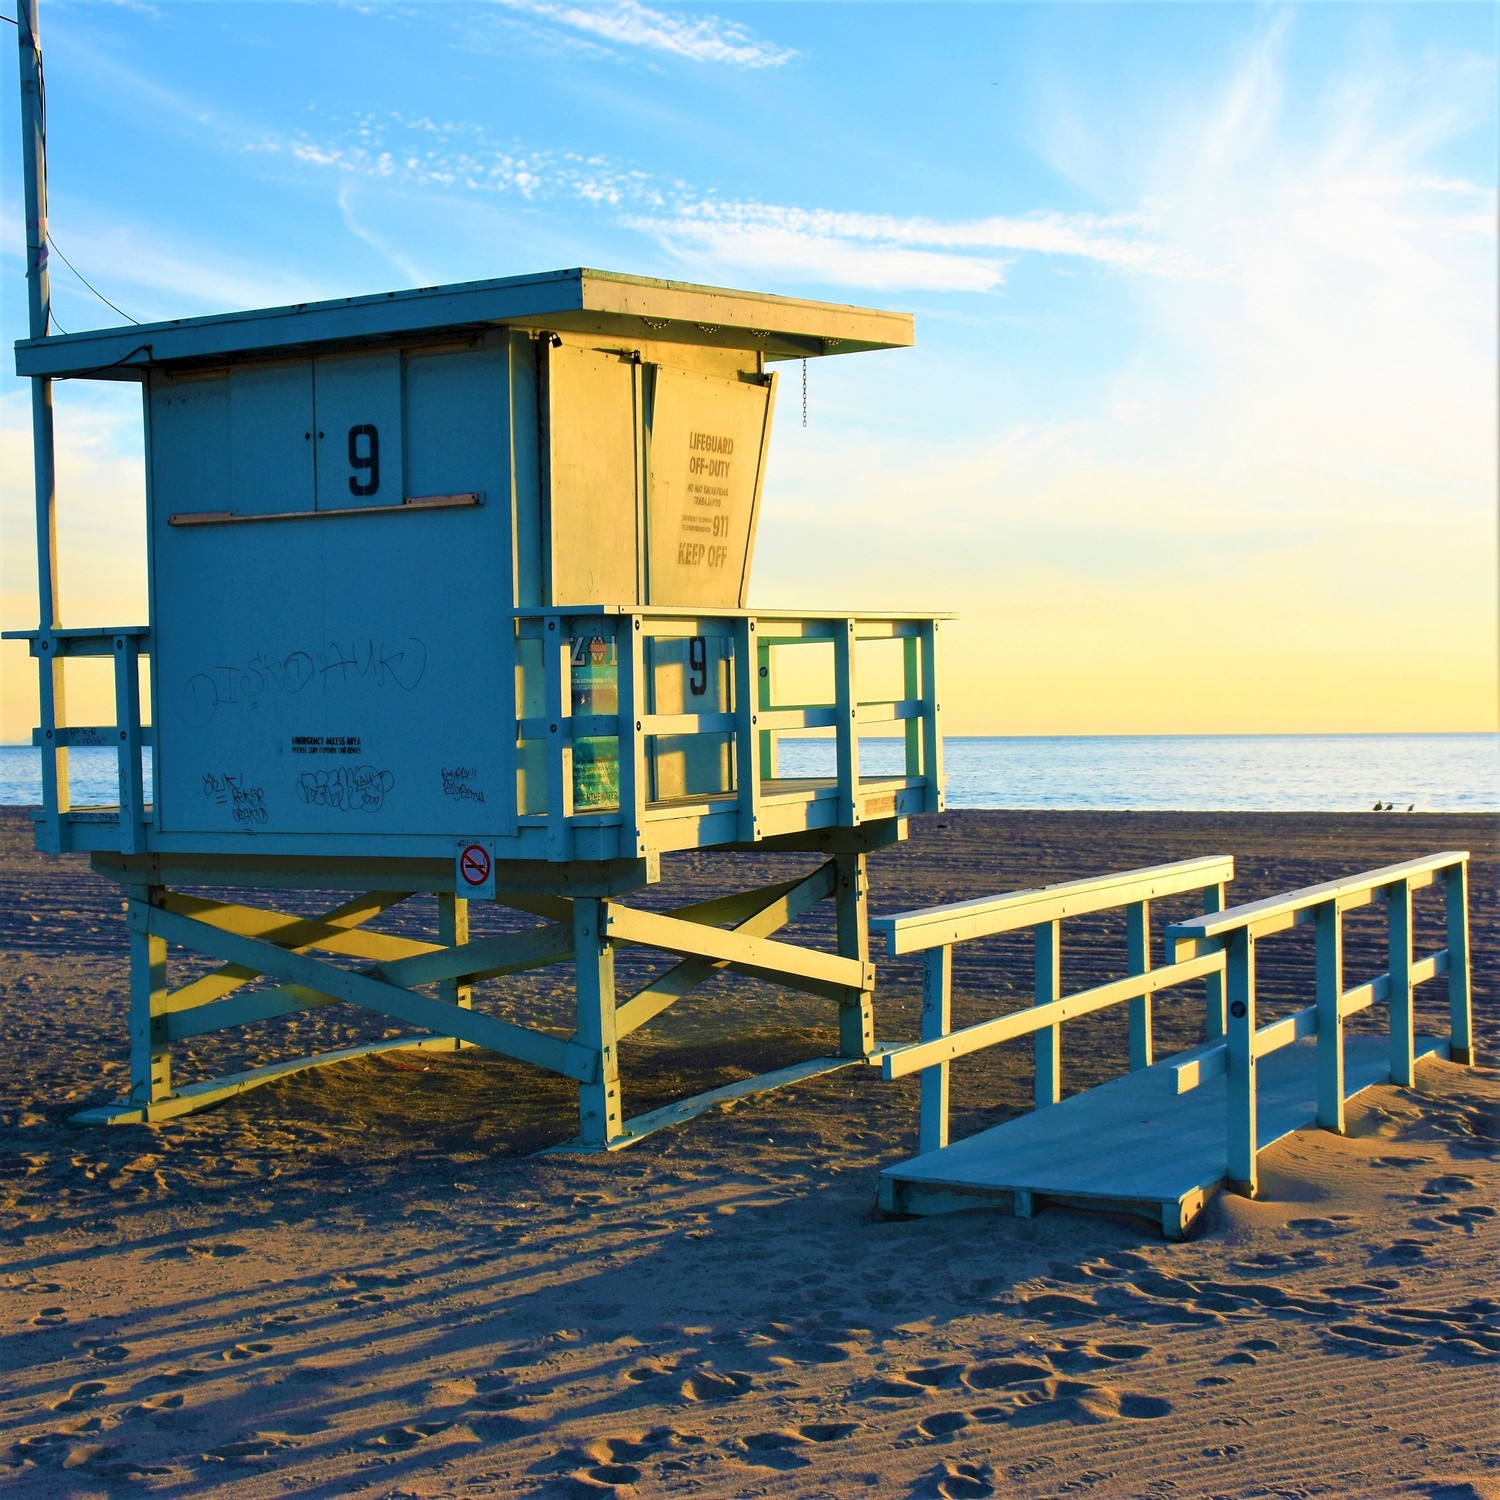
[[1164, 850, 1472, 1196], [873, 856, 1235, 1154]]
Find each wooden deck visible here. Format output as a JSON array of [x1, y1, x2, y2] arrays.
[[878, 1031, 1451, 1239]]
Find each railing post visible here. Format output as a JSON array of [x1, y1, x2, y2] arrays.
[[128, 889, 172, 1109], [574, 898, 621, 1148], [1033, 919, 1061, 1107], [1204, 882, 1227, 1039], [1225, 929, 1258, 1196], [1127, 899, 1152, 1070], [756, 632, 778, 781], [1314, 899, 1345, 1133], [617, 614, 646, 856], [1387, 877, 1415, 1087], [918, 946, 952, 1154], [902, 629, 921, 782], [834, 852, 874, 1058], [113, 631, 146, 854], [732, 616, 761, 843], [919, 619, 943, 813], [544, 615, 574, 862], [834, 618, 860, 827], [1444, 860, 1473, 1065]]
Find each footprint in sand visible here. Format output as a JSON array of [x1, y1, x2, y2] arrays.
[[1048, 1342, 1151, 1373], [52, 1381, 109, 1413], [678, 1370, 753, 1403], [1288, 1217, 1357, 1238], [30, 1306, 67, 1326], [223, 1342, 275, 1362], [735, 1430, 812, 1471], [929, 1458, 996, 1497], [913, 1410, 972, 1440], [367, 1421, 450, 1449], [904, 1362, 967, 1389], [203, 1434, 294, 1465], [123, 1391, 185, 1423]]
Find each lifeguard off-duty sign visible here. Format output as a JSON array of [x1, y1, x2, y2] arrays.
[[455, 839, 496, 899]]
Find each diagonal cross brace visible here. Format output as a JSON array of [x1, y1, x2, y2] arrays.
[[136, 902, 596, 1083], [616, 863, 837, 1035]]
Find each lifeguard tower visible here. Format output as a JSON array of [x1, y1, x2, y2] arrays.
[[10, 267, 945, 1145]]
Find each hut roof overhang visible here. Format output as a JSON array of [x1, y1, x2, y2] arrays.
[[14, 267, 915, 382]]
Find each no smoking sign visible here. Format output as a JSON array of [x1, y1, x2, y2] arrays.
[[455, 839, 496, 899]]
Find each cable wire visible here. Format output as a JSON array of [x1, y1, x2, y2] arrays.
[[46, 233, 139, 324]]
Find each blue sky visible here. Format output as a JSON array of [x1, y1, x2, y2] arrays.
[[2, 1, 1496, 736]]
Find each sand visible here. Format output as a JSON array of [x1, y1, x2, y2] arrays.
[[1, 806, 1495, 1498]]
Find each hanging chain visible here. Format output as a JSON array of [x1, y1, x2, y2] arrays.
[[801, 358, 808, 428]]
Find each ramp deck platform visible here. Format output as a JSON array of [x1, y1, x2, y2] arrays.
[[879, 1032, 1451, 1239]]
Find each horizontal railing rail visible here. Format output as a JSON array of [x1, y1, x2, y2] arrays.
[[872, 856, 1236, 1154], [1163, 851, 1472, 1195]]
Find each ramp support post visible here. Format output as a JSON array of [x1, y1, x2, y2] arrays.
[[918, 946, 952, 1153], [1126, 899, 1152, 1070], [1386, 878, 1415, 1088], [1203, 882, 1227, 1039], [127, 888, 172, 1109], [1444, 863, 1472, 1066], [1314, 900, 1346, 1133], [1033, 919, 1061, 1107], [1225, 929, 1258, 1196]]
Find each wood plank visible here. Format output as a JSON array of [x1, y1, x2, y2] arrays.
[[875, 856, 1235, 956], [881, 951, 1225, 1080]]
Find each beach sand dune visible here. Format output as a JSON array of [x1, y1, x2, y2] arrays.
[[1, 808, 1494, 1498]]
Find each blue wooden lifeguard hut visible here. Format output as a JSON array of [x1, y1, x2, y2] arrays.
[[10, 264, 945, 1145]]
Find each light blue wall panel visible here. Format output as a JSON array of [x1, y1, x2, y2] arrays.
[[230, 361, 315, 516], [150, 344, 518, 844], [148, 372, 230, 519]]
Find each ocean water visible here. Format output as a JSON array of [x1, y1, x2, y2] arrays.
[[1, 734, 1494, 813]]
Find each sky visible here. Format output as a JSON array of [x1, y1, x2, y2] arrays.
[[1, 0, 1496, 741]]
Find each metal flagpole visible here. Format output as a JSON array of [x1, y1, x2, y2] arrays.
[[17, 0, 69, 843]]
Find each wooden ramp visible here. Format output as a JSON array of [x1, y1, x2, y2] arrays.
[[879, 1032, 1451, 1240]]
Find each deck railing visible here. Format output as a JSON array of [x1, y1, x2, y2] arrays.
[[1164, 851, 1472, 1195], [514, 606, 944, 859], [871, 856, 1236, 1154], [2, 624, 153, 855]]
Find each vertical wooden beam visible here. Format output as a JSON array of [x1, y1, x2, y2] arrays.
[[1203, 882, 1227, 1040], [1033, 919, 1061, 1107], [1387, 878, 1415, 1087], [574, 898, 620, 1148], [918, 945, 952, 1154], [919, 619, 943, 814], [1314, 899, 1345, 1133], [1225, 930, 1258, 1196], [1127, 898, 1152, 1070], [617, 614, 647, 856], [833, 618, 860, 827], [128, 890, 171, 1108], [1444, 860, 1473, 1065], [733, 616, 762, 843], [833, 852, 873, 1058], [113, 632, 146, 854], [437, 892, 471, 1034]]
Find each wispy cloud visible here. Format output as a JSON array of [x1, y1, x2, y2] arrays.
[[251, 112, 1207, 293], [483, 0, 798, 68]]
